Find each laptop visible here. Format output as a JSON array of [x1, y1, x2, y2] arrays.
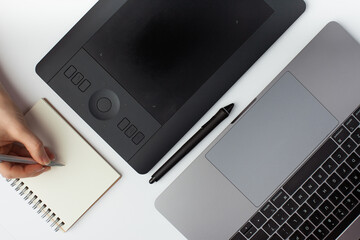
[[156, 22, 360, 240]]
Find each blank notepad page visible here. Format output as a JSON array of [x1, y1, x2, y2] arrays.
[[19, 99, 120, 231]]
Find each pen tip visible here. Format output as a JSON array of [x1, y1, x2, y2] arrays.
[[149, 178, 155, 184], [47, 162, 65, 167], [224, 103, 234, 113]]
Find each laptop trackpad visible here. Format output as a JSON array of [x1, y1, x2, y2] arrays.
[[206, 72, 338, 206]]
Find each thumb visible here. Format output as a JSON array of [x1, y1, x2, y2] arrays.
[[15, 126, 51, 165]]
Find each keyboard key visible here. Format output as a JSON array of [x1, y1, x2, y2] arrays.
[[319, 200, 335, 216], [345, 116, 359, 132], [297, 203, 313, 219], [317, 183, 332, 199], [342, 138, 357, 154], [332, 126, 350, 144], [343, 194, 358, 210], [351, 128, 360, 144], [336, 163, 352, 179], [308, 235, 317, 240], [244, 226, 256, 238], [250, 212, 266, 228], [356, 146, 360, 156], [349, 170, 360, 185], [283, 199, 299, 215], [334, 204, 349, 220], [230, 232, 246, 240], [324, 214, 339, 230], [269, 233, 282, 240], [284, 139, 337, 195], [271, 189, 289, 208], [299, 220, 315, 236], [332, 148, 347, 164], [273, 209, 289, 225], [344, 116, 359, 132], [329, 190, 345, 206], [240, 222, 253, 235], [249, 229, 268, 240], [338, 180, 354, 196], [322, 158, 337, 174], [303, 179, 318, 194], [327, 173, 342, 189], [346, 153, 360, 168], [354, 106, 360, 121], [354, 185, 360, 199], [309, 210, 325, 226], [327, 204, 360, 240], [277, 223, 293, 239], [260, 202, 277, 218], [312, 168, 328, 185], [307, 193, 323, 209], [313, 225, 329, 240], [293, 189, 309, 205], [263, 219, 279, 235], [289, 231, 305, 240], [288, 213, 303, 229]]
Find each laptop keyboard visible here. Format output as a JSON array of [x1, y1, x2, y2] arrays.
[[231, 105, 360, 240]]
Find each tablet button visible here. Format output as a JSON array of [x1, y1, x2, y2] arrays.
[[97, 97, 112, 113], [64, 66, 76, 78], [118, 118, 130, 131], [132, 132, 145, 145], [71, 73, 84, 85], [125, 125, 137, 137], [79, 79, 91, 92]]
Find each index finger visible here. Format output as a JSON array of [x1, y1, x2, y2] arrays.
[[11, 125, 50, 165]]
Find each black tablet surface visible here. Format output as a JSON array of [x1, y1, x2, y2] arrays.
[[36, 0, 305, 173]]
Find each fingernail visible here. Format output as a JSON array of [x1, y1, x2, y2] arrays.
[[42, 156, 51, 165], [36, 167, 45, 173]]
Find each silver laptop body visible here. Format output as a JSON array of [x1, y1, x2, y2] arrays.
[[156, 22, 360, 240]]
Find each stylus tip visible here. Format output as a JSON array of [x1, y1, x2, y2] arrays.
[[224, 103, 234, 114], [149, 178, 156, 184]]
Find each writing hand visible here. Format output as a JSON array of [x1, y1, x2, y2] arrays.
[[0, 84, 54, 179]]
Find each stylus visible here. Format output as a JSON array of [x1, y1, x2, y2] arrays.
[[149, 103, 234, 184], [0, 154, 64, 167]]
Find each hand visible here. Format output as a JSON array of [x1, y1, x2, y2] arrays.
[[0, 84, 54, 179]]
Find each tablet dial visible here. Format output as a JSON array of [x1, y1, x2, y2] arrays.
[[89, 89, 120, 120]]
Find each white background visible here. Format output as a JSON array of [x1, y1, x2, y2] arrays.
[[0, 0, 359, 239]]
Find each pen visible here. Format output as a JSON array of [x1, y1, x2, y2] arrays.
[[149, 103, 234, 184], [0, 154, 64, 167]]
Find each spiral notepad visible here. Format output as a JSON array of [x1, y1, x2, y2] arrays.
[[5, 99, 121, 232]]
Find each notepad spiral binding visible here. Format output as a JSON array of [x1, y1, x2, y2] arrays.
[[6, 178, 65, 232]]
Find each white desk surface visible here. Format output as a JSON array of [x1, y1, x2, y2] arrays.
[[0, 1, 359, 239]]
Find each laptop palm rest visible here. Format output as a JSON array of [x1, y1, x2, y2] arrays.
[[206, 72, 338, 206]]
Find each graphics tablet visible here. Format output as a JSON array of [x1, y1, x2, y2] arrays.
[[36, 0, 305, 173]]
